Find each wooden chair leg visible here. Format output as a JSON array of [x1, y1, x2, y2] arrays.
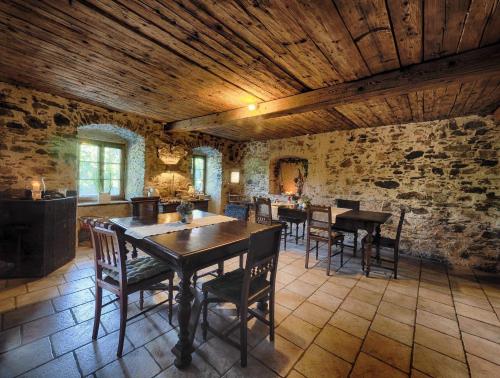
[[326, 240, 332, 276], [240, 306, 248, 367], [283, 227, 287, 250], [340, 240, 344, 266], [92, 285, 102, 339], [202, 291, 208, 341], [269, 291, 275, 341], [239, 254, 244, 269], [305, 236, 311, 269], [117, 294, 128, 357], [168, 276, 173, 324], [394, 248, 398, 279], [315, 241, 319, 259], [361, 241, 365, 271], [353, 231, 358, 256], [139, 290, 144, 310]]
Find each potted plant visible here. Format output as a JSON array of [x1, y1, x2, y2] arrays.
[[299, 195, 312, 210], [176, 200, 194, 223]]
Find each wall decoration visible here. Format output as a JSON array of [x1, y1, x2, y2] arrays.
[[157, 144, 187, 165], [270, 157, 308, 195]]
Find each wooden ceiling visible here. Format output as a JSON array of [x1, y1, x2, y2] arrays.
[[0, 0, 499, 141]]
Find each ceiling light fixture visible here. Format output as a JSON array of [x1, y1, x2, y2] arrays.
[[247, 103, 257, 111]]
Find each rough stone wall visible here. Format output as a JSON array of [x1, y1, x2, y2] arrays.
[[242, 116, 499, 271], [0, 82, 242, 210]]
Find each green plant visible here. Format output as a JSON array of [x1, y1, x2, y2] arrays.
[[176, 200, 194, 215]]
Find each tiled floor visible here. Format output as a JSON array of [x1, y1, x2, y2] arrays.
[[1, 239, 499, 378]]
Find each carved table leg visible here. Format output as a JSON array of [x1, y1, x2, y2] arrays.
[[172, 270, 195, 369]]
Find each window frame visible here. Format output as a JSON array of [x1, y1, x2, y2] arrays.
[[77, 138, 126, 202], [191, 154, 207, 193]]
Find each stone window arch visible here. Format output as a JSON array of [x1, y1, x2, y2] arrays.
[[77, 124, 145, 199]]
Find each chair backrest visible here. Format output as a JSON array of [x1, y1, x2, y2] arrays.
[[395, 208, 406, 247], [131, 197, 160, 218], [90, 225, 127, 285], [224, 203, 249, 221], [336, 199, 360, 210], [241, 224, 282, 304], [307, 205, 332, 233], [253, 197, 273, 225]]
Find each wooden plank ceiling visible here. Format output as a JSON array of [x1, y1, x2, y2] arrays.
[[0, 0, 499, 141]]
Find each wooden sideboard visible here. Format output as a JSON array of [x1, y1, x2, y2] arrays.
[[159, 199, 209, 213], [0, 197, 76, 278]]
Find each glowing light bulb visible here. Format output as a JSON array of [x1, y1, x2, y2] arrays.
[[247, 103, 257, 111]]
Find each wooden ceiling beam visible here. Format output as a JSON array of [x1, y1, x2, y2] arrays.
[[165, 44, 500, 132]]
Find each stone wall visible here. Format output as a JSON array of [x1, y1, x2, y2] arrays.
[[241, 116, 499, 271], [0, 82, 242, 210]]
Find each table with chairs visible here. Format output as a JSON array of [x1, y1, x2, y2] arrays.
[[85, 194, 399, 370]]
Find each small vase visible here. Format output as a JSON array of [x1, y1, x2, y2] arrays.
[[180, 213, 193, 224]]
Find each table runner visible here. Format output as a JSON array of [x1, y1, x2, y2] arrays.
[[125, 215, 237, 239]]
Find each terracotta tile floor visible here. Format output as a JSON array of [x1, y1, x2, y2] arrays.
[[1, 239, 499, 378]]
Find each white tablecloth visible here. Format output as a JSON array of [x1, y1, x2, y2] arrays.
[[125, 215, 237, 239]]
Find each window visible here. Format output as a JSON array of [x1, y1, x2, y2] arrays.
[[191, 155, 206, 193], [78, 140, 125, 200]]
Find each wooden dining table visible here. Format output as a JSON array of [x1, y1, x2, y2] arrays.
[[110, 210, 270, 369], [272, 206, 392, 275]]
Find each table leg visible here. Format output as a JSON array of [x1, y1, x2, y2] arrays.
[[172, 270, 195, 368], [364, 225, 374, 277], [375, 225, 381, 263], [295, 223, 299, 244]]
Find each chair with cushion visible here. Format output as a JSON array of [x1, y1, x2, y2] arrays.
[[201, 224, 282, 367], [193, 203, 250, 285], [306, 205, 345, 275], [90, 225, 175, 357], [332, 199, 360, 256], [253, 197, 287, 250], [361, 209, 406, 278]]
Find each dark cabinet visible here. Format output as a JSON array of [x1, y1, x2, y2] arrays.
[[0, 197, 76, 278], [159, 199, 209, 213]]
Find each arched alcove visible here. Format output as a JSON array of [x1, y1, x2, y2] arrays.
[[192, 146, 222, 213], [78, 124, 145, 199]]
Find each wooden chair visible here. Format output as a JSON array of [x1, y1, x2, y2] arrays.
[[361, 209, 406, 278], [90, 225, 175, 357], [193, 204, 250, 285], [201, 224, 282, 367], [332, 199, 360, 256], [130, 196, 160, 218], [306, 205, 345, 275], [253, 197, 287, 250]]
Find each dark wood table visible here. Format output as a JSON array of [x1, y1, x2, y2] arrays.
[[334, 210, 392, 276], [277, 208, 392, 276], [110, 210, 270, 368]]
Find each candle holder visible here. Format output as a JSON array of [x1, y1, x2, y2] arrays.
[[31, 179, 43, 200]]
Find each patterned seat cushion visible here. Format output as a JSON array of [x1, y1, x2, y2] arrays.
[[104, 256, 172, 285], [202, 268, 269, 304]]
